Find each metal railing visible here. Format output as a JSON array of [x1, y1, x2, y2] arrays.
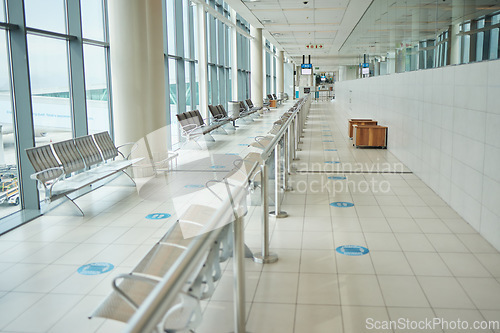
[[253, 95, 310, 264], [124, 160, 260, 333]]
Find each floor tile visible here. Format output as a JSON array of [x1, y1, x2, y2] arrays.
[[378, 275, 429, 307], [405, 252, 453, 276], [395, 233, 435, 252], [458, 277, 500, 310], [294, 305, 343, 333], [253, 272, 299, 303], [418, 276, 475, 309], [246, 303, 295, 333], [342, 305, 390, 333], [371, 251, 413, 276], [4, 293, 83, 333], [299, 249, 337, 274], [297, 273, 340, 305], [338, 274, 385, 306], [439, 253, 492, 277]]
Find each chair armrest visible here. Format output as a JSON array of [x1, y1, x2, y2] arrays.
[[30, 167, 65, 182]]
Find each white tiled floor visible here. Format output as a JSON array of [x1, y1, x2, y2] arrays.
[[1, 100, 500, 333]]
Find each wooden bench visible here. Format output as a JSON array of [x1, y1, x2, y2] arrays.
[[26, 131, 142, 215], [353, 125, 388, 148], [348, 119, 377, 138]]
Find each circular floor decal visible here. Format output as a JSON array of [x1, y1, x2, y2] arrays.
[[325, 149, 337, 151], [225, 153, 239, 155], [78, 262, 114, 275], [323, 140, 334, 142], [330, 202, 354, 208], [146, 213, 172, 220], [336, 245, 369, 256], [210, 165, 226, 169], [325, 161, 340, 164], [238, 143, 248, 146], [328, 176, 347, 180]]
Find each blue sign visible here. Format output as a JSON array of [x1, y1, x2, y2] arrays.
[[146, 213, 171, 220], [184, 184, 204, 189], [78, 262, 114, 275], [210, 165, 226, 169], [362, 63, 369, 68], [301, 63, 312, 69], [328, 176, 346, 180], [325, 161, 340, 164], [330, 202, 354, 207], [336, 245, 369, 256], [325, 149, 337, 151]]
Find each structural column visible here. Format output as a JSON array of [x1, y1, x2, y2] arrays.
[[230, 8, 239, 101], [108, 0, 167, 146], [250, 26, 263, 107], [277, 50, 284, 95]]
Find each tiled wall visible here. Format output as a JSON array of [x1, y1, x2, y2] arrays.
[[336, 60, 500, 251]]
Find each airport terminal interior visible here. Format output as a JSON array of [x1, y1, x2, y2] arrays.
[[1, 0, 500, 332]]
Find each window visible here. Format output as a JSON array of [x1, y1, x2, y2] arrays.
[[27, 35, 72, 145], [490, 14, 499, 60], [24, 0, 67, 34], [0, 0, 5, 22], [84, 45, 110, 134], [167, 0, 176, 55], [0, 29, 21, 217], [81, 0, 105, 41]]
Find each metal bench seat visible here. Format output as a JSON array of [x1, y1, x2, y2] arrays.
[[91, 221, 231, 332], [176, 110, 228, 146], [26, 132, 141, 215]]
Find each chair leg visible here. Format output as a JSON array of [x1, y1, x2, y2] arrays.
[[121, 170, 137, 186], [64, 195, 84, 216]]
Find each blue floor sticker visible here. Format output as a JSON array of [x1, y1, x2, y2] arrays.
[[184, 184, 205, 189], [238, 143, 248, 146], [323, 140, 334, 142], [330, 202, 354, 207], [336, 245, 369, 256], [210, 165, 226, 169], [225, 153, 239, 155], [325, 161, 340, 164], [146, 213, 171, 220], [328, 176, 347, 180], [78, 262, 114, 275], [325, 149, 337, 151]]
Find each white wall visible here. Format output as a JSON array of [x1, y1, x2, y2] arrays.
[[336, 60, 500, 250]]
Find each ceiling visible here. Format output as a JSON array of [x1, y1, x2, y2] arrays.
[[224, 0, 500, 71]]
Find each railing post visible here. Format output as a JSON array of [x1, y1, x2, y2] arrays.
[[270, 140, 287, 218], [233, 215, 246, 333], [283, 128, 292, 191], [253, 163, 278, 264]]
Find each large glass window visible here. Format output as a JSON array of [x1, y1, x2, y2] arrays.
[[24, 0, 67, 34], [0, 0, 5, 22], [0, 30, 20, 216], [167, 0, 176, 55], [83, 44, 110, 134], [27, 35, 72, 145], [81, 0, 105, 41], [490, 14, 499, 60]]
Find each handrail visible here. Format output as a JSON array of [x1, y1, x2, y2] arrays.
[[124, 160, 260, 333], [260, 96, 308, 161]]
